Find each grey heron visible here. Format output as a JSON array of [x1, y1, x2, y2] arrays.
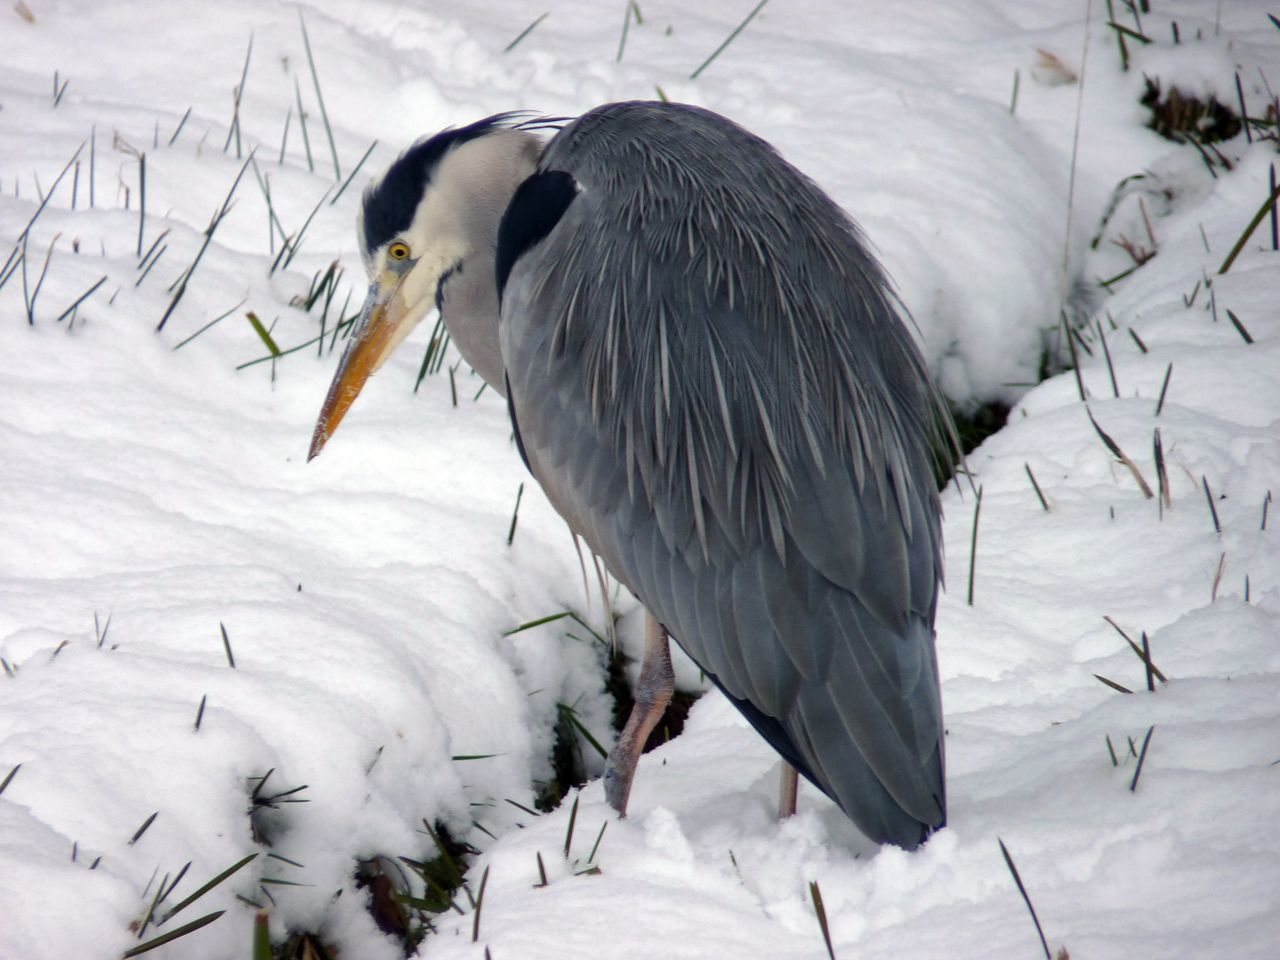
[[310, 101, 954, 850]]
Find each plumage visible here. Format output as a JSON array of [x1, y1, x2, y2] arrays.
[[495, 169, 578, 302], [314, 100, 955, 850], [499, 103, 952, 847]]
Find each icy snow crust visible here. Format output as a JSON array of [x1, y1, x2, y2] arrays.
[[1, 1, 1278, 958]]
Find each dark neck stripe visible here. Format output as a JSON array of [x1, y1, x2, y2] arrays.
[[495, 169, 578, 304]]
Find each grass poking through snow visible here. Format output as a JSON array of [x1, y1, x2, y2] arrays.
[[1129, 725, 1155, 792], [809, 880, 838, 960], [157, 153, 254, 332], [470, 865, 490, 943], [219, 622, 236, 668], [689, 0, 769, 80], [506, 482, 524, 546], [562, 794, 579, 859], [998, 837, 1052, 960], [966, 485, 982, 606], [1086, 408, 1153, 498], [1218, 174, 1280, 274], [1024, 463, 1050, 512], [1094, 673, 1134, 695], [1224, 309, 1254, 345], [0, 763, 20, 797], [1103, 616, 1167, 687], [297, 11, 340, 181], [331, 140, 378, 206], [503, 12, 549, 53], [122, 910, 226, 958], [1154, 363, 1172, 416], [128, 812, 159, 845], [1201, 476, 1221, 535]]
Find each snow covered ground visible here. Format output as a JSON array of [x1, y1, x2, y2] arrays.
[[1, 1, 1278, 957]]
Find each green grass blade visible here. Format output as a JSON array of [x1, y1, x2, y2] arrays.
[[293, 76, 314, 173], [0, 763, 20, 796], [168, 107, 192, 146], [1094, 673, 1133, 694], [504, 12, 548, 52], [159, 854, 257, 925], [172, 297, 247, 350], [503, 611, 570, 635], [245, 312, 281, 357], [966, 485, 983, 605], [563, 794, 579, 859], [123, 911, 224, 957], [252, 911, 271, 960], [471, 865, 490, 943], [298, 11, 341, 180], [1219, 176, 1280, 274], [690, 0, 769, 80], [129, 812, 159, 845], [998, 838, 1051, 959], [1129, 725, 1155, 791], [53, 275, 106, 324], [809, 880, 837, 960], [331, 140, 378, 205], [558, 704, 608, 760], [587, 820, 608, 864]]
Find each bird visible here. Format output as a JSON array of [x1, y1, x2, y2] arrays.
[[309, 101, 955, 850]]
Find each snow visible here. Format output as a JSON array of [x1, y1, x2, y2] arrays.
[[2, 1, 1278, 958]]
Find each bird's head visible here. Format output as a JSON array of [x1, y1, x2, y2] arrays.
[[309, 116, 544, 461]]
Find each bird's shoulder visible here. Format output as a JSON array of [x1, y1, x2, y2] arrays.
[[501, 100, 951, 628]]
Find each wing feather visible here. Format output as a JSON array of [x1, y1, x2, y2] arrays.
[[498, 101, 952, 848]]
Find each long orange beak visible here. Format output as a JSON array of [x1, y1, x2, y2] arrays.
[[308, 281, 412, 461]]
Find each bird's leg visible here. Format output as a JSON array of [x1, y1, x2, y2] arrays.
[[778, 762, 799, 819], [603, 613, 674, 817]]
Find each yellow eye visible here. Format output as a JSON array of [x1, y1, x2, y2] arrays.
[[388, 242, 411, 261]]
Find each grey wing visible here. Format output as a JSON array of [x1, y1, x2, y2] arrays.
[[500, 102, 950, 848]]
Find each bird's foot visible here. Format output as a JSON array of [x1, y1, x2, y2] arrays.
[[603, 613, 675, 818], [602, 757, 633, 816]]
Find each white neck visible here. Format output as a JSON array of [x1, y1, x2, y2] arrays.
[[412, 130, 544, 394]]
